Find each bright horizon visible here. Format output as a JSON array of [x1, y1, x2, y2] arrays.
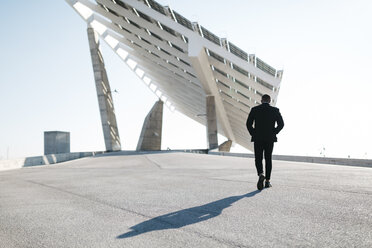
[[1, 0, 371, 160]]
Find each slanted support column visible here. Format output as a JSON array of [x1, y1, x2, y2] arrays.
[[206, 96, 218, 150], [188, 39, 235, 142], [87, 27, 121, 152], [136, 100, 163, 151], [219, 140, 232, 152]]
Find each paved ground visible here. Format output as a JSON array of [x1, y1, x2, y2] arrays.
[[0, 152, 371, 248]]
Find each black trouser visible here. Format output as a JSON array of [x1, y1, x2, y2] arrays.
[[254, 141, 274, 180]]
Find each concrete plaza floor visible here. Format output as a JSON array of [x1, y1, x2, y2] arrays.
[[0, 152, 371, 247]]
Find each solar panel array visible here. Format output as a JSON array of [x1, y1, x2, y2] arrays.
[[67, 0, 283, 151], [200, 26, 221, 46], [256, 57, 277, 77], [145, 0, 167, 15], [172, 11, 194, 31], [228, 42, 248, 61]]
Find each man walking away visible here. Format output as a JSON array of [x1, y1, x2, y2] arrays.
[[246, 94, 284, 190]]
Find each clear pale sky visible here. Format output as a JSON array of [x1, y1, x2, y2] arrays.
[[1, 0, 371, 160]]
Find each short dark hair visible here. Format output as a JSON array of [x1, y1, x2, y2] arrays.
[[261, 94, 271, 103]]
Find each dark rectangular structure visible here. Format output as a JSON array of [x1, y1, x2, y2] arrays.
[[44, 131, 70, 155]]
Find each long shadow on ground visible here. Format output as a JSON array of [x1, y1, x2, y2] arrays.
[[117, 190, 260, 239]]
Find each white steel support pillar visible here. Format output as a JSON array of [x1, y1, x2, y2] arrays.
[[87, 27, 121, 152], [206, 96, 218, 150]]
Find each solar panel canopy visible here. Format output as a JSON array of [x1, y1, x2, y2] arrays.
[[67, 0, 284, 151]]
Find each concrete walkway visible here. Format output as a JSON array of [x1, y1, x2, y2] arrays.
[[0, 153, 371, 247]]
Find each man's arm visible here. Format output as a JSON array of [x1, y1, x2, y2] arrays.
[[275, 109, 284, 134], [246, 109, 255, 136]]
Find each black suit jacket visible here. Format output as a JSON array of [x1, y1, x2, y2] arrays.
[[246, 103, 284, 142]]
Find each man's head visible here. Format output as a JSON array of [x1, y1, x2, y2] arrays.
[[261, 94, 271, 104]]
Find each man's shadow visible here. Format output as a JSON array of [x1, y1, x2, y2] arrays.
[[117, 190, 260, 239]]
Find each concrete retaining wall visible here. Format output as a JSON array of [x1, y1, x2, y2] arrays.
[[0, 151, 104, 172], [209, 152, 372, 168], [3, 150, 370, 172]]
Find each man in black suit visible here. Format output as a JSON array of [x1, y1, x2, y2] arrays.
[[246, 94, 284, 190]]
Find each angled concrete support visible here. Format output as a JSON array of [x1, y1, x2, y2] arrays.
[[219, 140, 232, 152], [136, 100, 163, 151], [188, 40, 235, 142], [87, 27, 121, 152], [206, 96, 218, 150]]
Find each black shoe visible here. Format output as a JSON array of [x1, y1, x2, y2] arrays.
[[265, 181, 272, 188], [257, 174, 265, 190]]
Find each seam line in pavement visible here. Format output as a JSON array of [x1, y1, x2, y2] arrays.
[[144, 155, 163, 169]]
